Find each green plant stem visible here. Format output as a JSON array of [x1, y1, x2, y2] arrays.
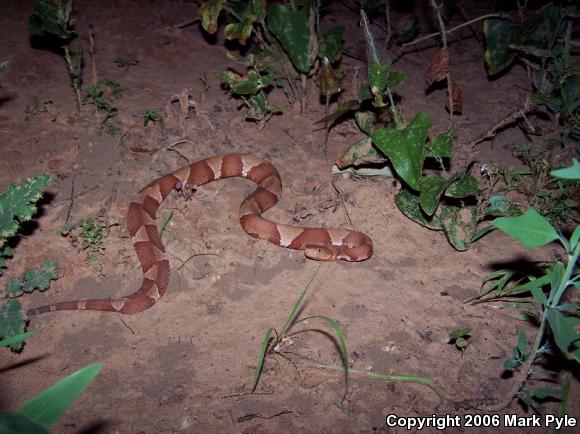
[[549, 241, 579, 308], [385, 88, 401, 129], [64, 46, 82, 110]]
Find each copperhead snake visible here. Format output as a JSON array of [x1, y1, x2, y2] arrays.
[[27, 154, 373, 316]]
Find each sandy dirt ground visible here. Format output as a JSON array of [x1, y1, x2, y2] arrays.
[[0, 1, 578, 433]]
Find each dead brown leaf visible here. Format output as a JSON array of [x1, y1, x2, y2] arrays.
[[446, 82, 463, 114], [425, 48, 450, 90]]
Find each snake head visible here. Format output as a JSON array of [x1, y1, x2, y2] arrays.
[[175, 180, 197, 200], [304, 245, 342, 261], [304, 238, 373, 262]]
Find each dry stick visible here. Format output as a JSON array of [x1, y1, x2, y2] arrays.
[[322, 96, 330, 161], [88, 26, 98, 86], [65, 175, 76, 225], [457, 5, 482, 43], [401, 14, 507, 48], [429, 0, 454, 127], [331, 180, 352, 226], [384, 0, 392, 49], [463, 97, 535, 150]]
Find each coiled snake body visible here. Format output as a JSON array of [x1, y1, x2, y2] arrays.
[[27, 154, 373, 316]]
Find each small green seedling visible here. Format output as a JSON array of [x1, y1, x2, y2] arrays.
[[62, 216, 110, 273], [449, 327, 472, 352], [113, 57, 139, 69], [143, 108, 162, 126], [86, 78, 123, 129]]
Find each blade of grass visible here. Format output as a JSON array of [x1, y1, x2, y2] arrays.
[[159, 210, 174, 237], [309, 363, 452, 401], [252, 328, 274, 393], [280, 264, 321, 335]]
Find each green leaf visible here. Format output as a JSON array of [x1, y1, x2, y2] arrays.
[[517, 329, 528, 355], [426, 133, 454, 158], [491, 208, 559, 249], [419, 175, 452, 216], [506, 302, 538, 320], [532, 387, 563, 400], [354, 110, 377, 136], [439, 205, 479, 251], [483, 18, 518, 75], [22, 261, 58, 293], [223, 0, 266, 45], [335, 136, 387, 168], [546, 308, 580, 356], [199, 0, 226, 34], [503, 357, 522, 370], [449, 327, 472, 340], [27, 0, 75, 41], [0, 300, 26, 351], [550, 158, 580, 180], [550, 261, 565, 296], [372, 112, 431, 191], [530, 285, 548, 306], [570, 224, 580, 251], [0, 174, 51, 248], [394, 14, 419, 43], [252, 328, 273, 393], [368, 60, 392, 98], [0, 328, 40, 349], [320, 57, 340, 98], [494, 273, 551, 298], [0, 328, 41, 350], [267, 3, 316, 74], [19, 364, 102, 429], [483, 4, 560, 75], [387, 71, 405, 90], [319, 26, 344, 63], [317, 99, 360, 126], [444, 174, 479, 198], [395, 190, 443, 230], [480, 269, 516, 298], [484, 195, 522, 217], [220, 69, 273, 95], [0, 413, 49, 434], [5, 261, 58, 297], [243, 92, 281, 121], [471, 225, 495, 243], [5, 277, 22, 297]]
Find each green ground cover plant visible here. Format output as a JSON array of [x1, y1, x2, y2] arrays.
[[0, 174, 58, 352]]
